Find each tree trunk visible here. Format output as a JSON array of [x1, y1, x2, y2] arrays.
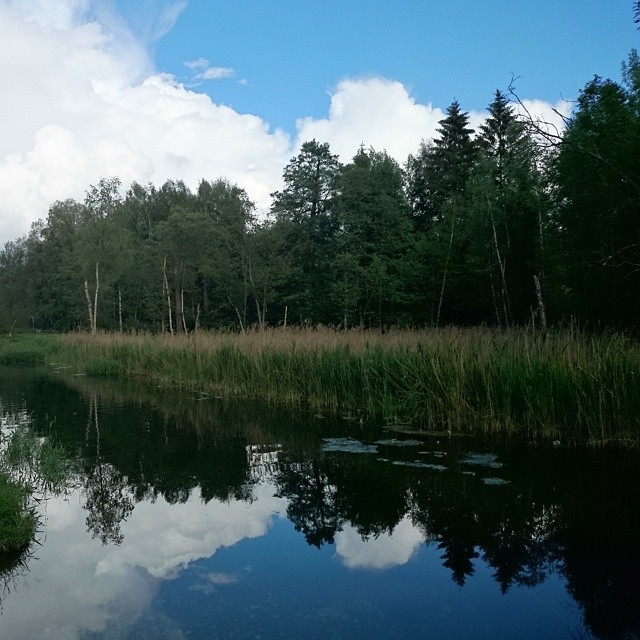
[[229, 295, 245, 333], [436, 214, 456, 328], [533, 274, 547, 332], [84, 278, 94, 334], [174, 264, 184, 334], [84, 260, 99, 335], [488, 199, 510, 328], [162, 257, 174, 335], [247, 258, 265, 329], [194, 303, 201, 333], [93, 261, 99, 334], [118, 285, 123, 333]]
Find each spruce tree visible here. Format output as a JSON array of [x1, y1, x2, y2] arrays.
[[270, 140, 342, 323]]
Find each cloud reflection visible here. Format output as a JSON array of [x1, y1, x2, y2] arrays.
[[0, 483, 286, 640], [335, 516, 424, 570]]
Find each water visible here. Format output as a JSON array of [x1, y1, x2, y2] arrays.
[[0, 367, 639, 640]]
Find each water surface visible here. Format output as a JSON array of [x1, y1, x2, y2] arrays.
[[0, 367, 638, 640]]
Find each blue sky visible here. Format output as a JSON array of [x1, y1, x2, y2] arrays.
[[0, 1, 637, 245], [149, 1, 637, 135]]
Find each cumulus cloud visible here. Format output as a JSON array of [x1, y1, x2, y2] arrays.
[[0, 483, 286, 639], [295, 78, 570, 168], [296, 77, 446, 163], [516, 98, 573, 139], [0, 1, 289, 246], [3, 0, 90, 30], [0, 1, 570, 248], [335, 516, 425, 570]]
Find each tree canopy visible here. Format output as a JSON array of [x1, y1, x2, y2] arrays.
[[2, 51, 639, 332]]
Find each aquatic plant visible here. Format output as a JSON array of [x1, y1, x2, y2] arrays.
[[0, 473, 35, 553], [0, 332, 59, 366], [0, 409, 78, 553], [44, 327, 640, 447]]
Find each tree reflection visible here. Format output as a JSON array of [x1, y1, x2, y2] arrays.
[[4, 367, 639, 640], [271, 442, 640, 640], [276, 459, 341, 547], [83, 461, 134, 545]]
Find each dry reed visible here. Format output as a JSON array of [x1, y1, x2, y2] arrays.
[[44, 326, 640, 447]]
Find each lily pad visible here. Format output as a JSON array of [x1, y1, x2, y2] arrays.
[[391, 461, 448, 471], [459, 452, 503, 469], [482, 477, 510, 486], [322, 438, 378, 454], [376, 439, 423, 447]]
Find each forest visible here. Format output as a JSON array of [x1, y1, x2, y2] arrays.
[[1, 50, 639, 334]]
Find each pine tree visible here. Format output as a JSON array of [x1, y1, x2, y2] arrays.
[[270, 140, 342, 323], [469, 90, 543, 326], [333, 147, 413, 328]]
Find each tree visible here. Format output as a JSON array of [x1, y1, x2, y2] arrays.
[[271, 140, 342, 323], [271, 140, 342, 223], [0, 237, 35, 331], [551, 52, 640, 326], [406, 101, 477, 325], [468, 90, 543, 326], [242, 221, 294, 330], [79, 178, 132, 334], [333, 147, 414, 328], [195, 179, 255, 327], [32, 199, 87, 330], [157, 208, 216, 334]]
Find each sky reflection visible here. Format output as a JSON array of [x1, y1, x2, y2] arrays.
[[0, 483, 286, 640], [335, 516, 424, 570]]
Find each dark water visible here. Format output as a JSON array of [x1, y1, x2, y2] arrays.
[[0, 367, 639, 640]]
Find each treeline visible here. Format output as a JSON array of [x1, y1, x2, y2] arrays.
[[1, 50, 639, 333]]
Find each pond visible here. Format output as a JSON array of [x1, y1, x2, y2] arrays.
[[0, 367, 639, 640]]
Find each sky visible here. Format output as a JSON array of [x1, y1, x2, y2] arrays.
[[0, 0, 637, 246]]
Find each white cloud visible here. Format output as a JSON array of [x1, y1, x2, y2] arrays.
[[0, 2, 289, 246], [3, 0, 90, 30], [335, 516, 425, 570], [0, 483, 286, 640], [296, 77, 446, 163], [101, 0, 187, 45], [185, 57, 209, 70], [295, 78, 570, 168], [185, 58, 235, 81], [0, 2, 569, 248], [516, 98, 573, 139], [200, 66, 234, 80]]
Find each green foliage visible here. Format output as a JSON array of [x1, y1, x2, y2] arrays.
[[0, 401, 77, 554], [0, 51, 639, 330], [52, 329, 640, 447], [3, 425, 77, 493], [550, 51, 640, 327], [270, 140, 342, 323], [0, 474, 35, 553], [333, 147, 414, 327], [0, 333, 58, 365]]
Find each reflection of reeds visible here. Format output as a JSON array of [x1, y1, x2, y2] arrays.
[[0, 473, 35, 553], [0, 399, 79, 555], [13, 328, 640, 446]]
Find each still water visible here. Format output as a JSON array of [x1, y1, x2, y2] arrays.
[[0, 367, 638, 640]]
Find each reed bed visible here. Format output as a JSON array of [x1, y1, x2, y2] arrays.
[[44, 327, 640, 447]]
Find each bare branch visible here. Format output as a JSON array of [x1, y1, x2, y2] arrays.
[[508, 78, 640, 194]]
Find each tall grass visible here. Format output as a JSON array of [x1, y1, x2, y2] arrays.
[[49, 327, 640, 447], [0, 474, 35, 553], [0, 332, 59, 366]]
